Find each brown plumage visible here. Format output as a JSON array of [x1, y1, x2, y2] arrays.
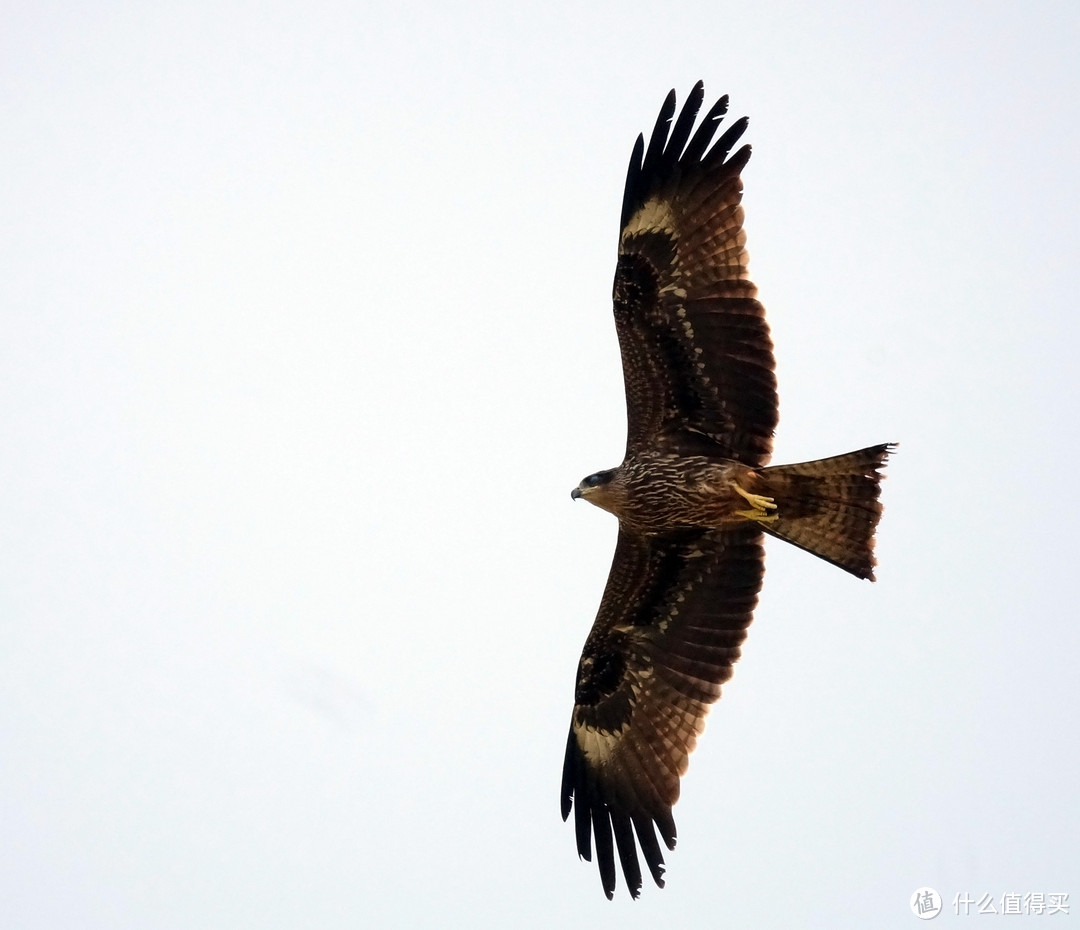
[[562, 82, 895, 899]]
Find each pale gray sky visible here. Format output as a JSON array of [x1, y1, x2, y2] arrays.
[[3, 1, 1078, 927]]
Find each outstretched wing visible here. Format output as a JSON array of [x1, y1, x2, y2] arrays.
[[615, 83, 777, 466], [561, 528, 766, 899]]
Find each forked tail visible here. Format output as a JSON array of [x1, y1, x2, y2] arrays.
[[758, 443, 896, 581]]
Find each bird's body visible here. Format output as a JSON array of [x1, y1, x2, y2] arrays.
[[560, 82, 894, 900], [575, 453, 762, 534]]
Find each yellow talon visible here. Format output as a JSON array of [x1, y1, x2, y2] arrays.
[[731, 482, 778, 524], [733, 484, 777, 512], [734, 508, 779, 524]]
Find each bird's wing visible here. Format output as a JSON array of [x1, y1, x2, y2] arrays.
[[561, 527, 766, 898], [615, 83, 777, 466]]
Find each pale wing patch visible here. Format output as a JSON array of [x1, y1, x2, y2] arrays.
[[622, 197, 678, 244], [576, 723, 625, 766], [573, 661, 654, 764]]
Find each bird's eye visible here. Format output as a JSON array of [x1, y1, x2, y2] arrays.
[[584, 472, 610, 488]]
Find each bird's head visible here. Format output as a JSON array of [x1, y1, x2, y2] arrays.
[[571, 468, 619, 513]]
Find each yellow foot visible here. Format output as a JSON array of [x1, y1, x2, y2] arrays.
[[734, 508, 779, 524], [732, 483, 778, 524], [733, 483, 776, 512]]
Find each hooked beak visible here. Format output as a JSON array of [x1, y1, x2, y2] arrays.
[[570, 488, 582, 501]]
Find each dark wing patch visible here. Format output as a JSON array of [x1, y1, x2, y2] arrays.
[[614, 83, 778, 465], [561, 528, 766, 899]]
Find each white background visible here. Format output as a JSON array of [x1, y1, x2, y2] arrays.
[[3, 1, 1077, 927]]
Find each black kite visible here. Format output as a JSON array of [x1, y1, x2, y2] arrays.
[[562, 82, 894, 899]]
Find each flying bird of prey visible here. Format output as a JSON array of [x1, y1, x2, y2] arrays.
[[561, 82, 894, 899]]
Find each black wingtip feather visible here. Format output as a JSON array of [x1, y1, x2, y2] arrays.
[[660, 811, 678, 851], [632, 816, 667, 888], [659, 81, 705, 176], [592, 806, 617, 899], [702, 116, 751, 170], [619, 133, 646, 230], [574, 798, 592, 862], [611, 812, 643, 899], [642, 88, 678, 178], [560, 729, 576, 822], [682, 94, 730, 165], [619, 84, 749, 235], [562, 723, 677, 899]]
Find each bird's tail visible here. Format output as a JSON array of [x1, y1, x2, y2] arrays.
[[756, 443, 896, 581]]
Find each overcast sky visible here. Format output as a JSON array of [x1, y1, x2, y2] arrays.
[[3, 1, 1078, 927]]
